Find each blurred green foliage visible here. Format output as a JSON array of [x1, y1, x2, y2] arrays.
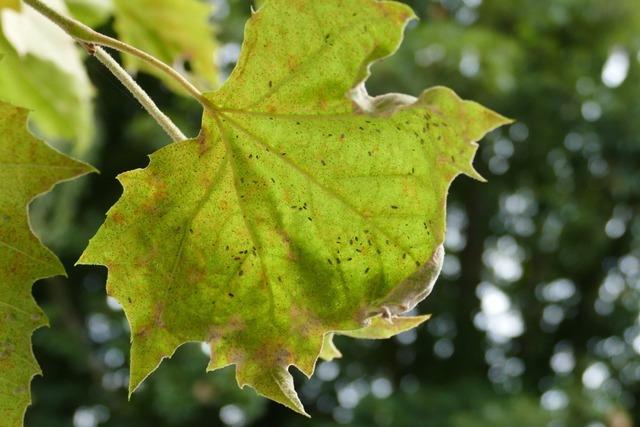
[[18, 0, 640, 426]]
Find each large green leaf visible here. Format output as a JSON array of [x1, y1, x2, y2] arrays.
[[80, 0, 509, 415], [113, 0, 218, 94], [0, 101, 94, 425], [0, 0, 95, 154]]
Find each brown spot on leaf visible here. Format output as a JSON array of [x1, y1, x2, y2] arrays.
[[111, 212, 125, 224]]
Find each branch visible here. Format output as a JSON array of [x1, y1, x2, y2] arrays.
[[90, 45, 187, 143]]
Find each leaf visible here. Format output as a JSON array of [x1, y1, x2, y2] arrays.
[[0, 0, 19, 11], [112, 0, 218, 94], [318, 333, 341, 362], [80, 0, 510, 415], [0, 101, 94, 425], [0, 0, 95, 154], [64, 0, 113, 27]]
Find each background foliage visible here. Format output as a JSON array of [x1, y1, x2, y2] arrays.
[[10, 0, 640, 425]]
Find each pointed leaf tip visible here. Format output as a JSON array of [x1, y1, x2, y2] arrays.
[[237, 363, 310, 417]]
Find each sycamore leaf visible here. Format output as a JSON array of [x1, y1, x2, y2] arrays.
[[0, 0, 95, 154], [0, 0, 19, 11], [64, 0, 113, 28], [112, 0, 218, 94], [0, 101, 94, 425], [80, 0, 510, 416]]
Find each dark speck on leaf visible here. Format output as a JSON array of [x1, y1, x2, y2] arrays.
[[391, 205, 399, 209], [228, 293, 235, 298], [364, 267, 370, 274], [269, 80, 273, 87]]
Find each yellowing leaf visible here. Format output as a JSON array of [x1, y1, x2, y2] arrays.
[[0, 101, 94, 425], [80, 0, 510, 415], [0, 0, 95, 153], [318, 333, 342, 362], [113, 0, 218, 93], [0, 0, 19, 11]]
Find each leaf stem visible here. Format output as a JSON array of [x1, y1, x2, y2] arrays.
[[90, 45, 187, 142], [22, 0, 211, 109]]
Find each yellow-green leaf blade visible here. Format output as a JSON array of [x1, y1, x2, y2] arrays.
[[0, 101, 94, 425], [113, 0, 218, 94], [0, 1, 95, 153], [0, 0, 19, 11], [80, 0, 510, 416]]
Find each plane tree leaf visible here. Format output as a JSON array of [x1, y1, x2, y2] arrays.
[[0, 101, 94, 425], [113, 0, 218, 94], [80, 0, 510, 415], [0, 0, 19, 11], [0, 0, 95, 154], [65, 0, 113, 28]]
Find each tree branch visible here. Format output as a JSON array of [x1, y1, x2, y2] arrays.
[[90, 45, 187, 143]]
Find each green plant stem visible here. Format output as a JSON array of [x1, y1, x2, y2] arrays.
[[92, 46, 187, 142], [22, 0, 211, 109]]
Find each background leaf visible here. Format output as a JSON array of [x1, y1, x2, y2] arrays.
[[0, 0, 95, 155], [0, 0, 19, 11], [0, 101, 93, 426], [64, 0, 113, 28], [112, 0, 218, 94]]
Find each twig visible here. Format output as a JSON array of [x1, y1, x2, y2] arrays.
[[89, 44, 187, 142]]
